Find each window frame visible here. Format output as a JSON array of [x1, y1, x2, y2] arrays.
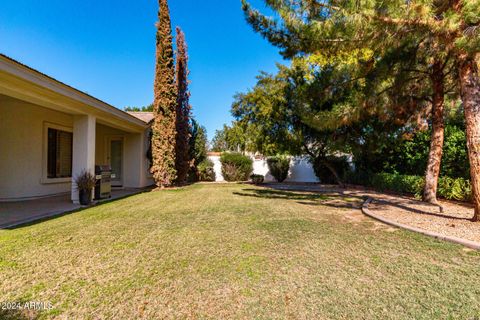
[[42, 122, 73, 184]]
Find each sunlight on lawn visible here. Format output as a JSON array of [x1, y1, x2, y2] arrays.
[[0, 184, 479, 319]]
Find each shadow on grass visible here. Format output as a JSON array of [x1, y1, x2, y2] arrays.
[[3, 189, 152, 230], [233, 187, 365, 209], [0, 308, 38, 320], [234, 188, 330, 201], [375, 199, 473, 221], [254, 183, 474, 222]]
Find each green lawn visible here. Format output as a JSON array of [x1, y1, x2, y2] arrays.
[[1, 184, 479, 319]]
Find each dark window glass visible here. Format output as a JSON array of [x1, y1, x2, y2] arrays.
[[47, 128, 73, 178]]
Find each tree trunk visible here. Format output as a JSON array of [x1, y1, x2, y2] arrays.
[[423, 62, 445, 204], [321, 159, 345, 188], [459, 55, 480, 222]]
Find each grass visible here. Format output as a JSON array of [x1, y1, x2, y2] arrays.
[[1, 183, 480, 319]]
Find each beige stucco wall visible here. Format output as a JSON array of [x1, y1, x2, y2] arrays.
[[95, 123, 126, 166], [0, 96, 153, 201], [95, 123, 153, 188], [124, 129, 153, 188], [0, 95, 73, 200]]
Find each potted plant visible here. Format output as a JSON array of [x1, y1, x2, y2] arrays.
[[75, 170, 96, 205]]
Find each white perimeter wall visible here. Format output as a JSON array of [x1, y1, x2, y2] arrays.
[[209, 155, 319, 183]]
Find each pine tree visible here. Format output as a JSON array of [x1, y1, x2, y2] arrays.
[[243, 0, 479, 218], [174, 27, 192, 185], [151, 0, 177, 188]]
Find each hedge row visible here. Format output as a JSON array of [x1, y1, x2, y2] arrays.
[[347, 172, 472, 202]]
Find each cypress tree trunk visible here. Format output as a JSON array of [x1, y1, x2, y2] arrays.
[[423, 62, 445, 204], [459, 55, 480, 221], [151, 0, 177, 188]]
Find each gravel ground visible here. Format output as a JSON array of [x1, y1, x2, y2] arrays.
[[367, 194, 480, 243], [268, 183, 480, 245]]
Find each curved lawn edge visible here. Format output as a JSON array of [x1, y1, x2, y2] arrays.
[[362, 198, 480, 251]]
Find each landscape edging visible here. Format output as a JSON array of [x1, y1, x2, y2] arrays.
[[361, 198, 480, 251]]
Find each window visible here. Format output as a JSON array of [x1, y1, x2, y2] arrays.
[[47, 128, 73, 178]]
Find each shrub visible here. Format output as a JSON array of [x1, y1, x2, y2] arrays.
[[437, 176, 472, 201], [348, 171, 472, 202], [370, 173, 424, 196], [197, 159, 216, 182], [350, 122, 469, 179], [312, 156, 350, 184], [345, 170, 372, 186], [267, 156, 290, 182], [220, 152, 253, 181], [250, 174, 264, 184]]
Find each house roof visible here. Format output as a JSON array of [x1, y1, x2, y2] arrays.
[[127, 112, 154, 123], [0, 53, 150, 126]]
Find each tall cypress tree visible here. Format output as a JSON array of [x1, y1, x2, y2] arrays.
[[174, 27, 192, 185], [151, 0, 177, 188]]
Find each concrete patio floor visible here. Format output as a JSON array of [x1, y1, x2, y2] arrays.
[[0, 188, 146, 229]]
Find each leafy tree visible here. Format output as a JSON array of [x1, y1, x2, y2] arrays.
[[151, 0, 177, 188], [174, 27, 191, 185], [188, 118, 208, 181], [231, 62, 357, 185], [390, 104, 469, 179], [210, 126, 228, 152], [241, 0, 452, 204], [189, 118, 208, 165], [211, 124, 247, 152], [125, 104, 154, 112], [242, 0, 480, 219]]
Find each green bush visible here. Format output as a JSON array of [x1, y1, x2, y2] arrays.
[[197, 159, 216, 182], [220, 152, 253, 181], [437, 176, 472, 201], [345, 170, 372, 186], [250, 174, 265, 184], [348, 171, 472, 202], [351, 122, 470, 179], [370, 173, 425, 196], [266, 156, 290, 182]]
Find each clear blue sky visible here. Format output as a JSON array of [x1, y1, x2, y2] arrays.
[[0, 0, 283, 139]]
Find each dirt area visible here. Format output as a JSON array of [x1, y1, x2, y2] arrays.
[[367, 193, 480, 243], [268, 183, 480, 245]]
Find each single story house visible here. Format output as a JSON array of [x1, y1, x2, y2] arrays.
[[0, 54, 154, 204]]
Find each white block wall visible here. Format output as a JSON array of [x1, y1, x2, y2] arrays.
[[208, 155, 319, 183]]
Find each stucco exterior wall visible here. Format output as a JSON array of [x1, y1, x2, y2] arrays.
[[123, 130, 153, 188], [95, 124, 126, 166], [0, 96, 152, 201], [0, 96, 73, 200], [95, 123, 153, 189]]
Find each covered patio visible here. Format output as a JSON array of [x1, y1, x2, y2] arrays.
[[0, 188, 147, 229], [0, 54, 153, 206]]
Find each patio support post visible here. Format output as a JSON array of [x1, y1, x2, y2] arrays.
[[71, 115, 96, 203]]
